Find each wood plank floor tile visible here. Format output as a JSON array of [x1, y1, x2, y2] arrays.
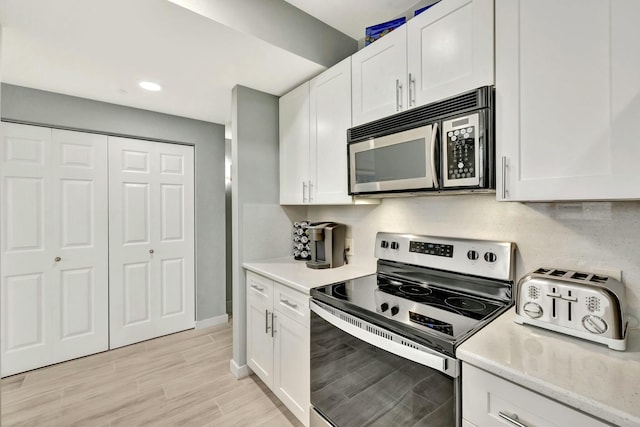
[[1, 322, 302, 427]]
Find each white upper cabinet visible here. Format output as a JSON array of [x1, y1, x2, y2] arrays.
[[279, 82, 310, 205], [280, 58, 375, 205], [352, 26, 408, 126], [407, 0, 494, 107], [351, 0, 494, 127], [310, 57, 353, 204], [496, 0, 640, 201]]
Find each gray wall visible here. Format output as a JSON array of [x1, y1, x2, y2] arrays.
[[230, 85, 305, 372], [1, 83, 227, 322]]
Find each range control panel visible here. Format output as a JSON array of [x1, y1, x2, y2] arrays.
[[409, 241, 453, 258], [374, 232, 515, 282]]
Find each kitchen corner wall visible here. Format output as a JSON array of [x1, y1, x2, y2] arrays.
[[230, 85, 306, 374], [1, 83, 227, 322], [307, 195, 640, 319]]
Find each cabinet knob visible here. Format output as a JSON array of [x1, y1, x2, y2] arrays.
[[54, 256, 62, 262], [149, 249, 154, 254]]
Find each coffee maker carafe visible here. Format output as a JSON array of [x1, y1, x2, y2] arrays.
[[306, 222, 346, 269]]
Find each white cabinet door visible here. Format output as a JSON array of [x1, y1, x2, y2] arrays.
[[352, 25, 408, 126], [496, 0, 640, 201], [407, 0, 494, 107], [246, 272, 275, 389], [51, 129, 109, 363], [279, 82, 310, 204], [109, 137, 195, 348], [462, 363, 609, 427], [273, 307, 310, 426], [1, 124, 108, 376], [310, 57, 353, 204]]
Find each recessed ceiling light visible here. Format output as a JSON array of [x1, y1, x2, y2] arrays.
[[139, 81, 162, 91]]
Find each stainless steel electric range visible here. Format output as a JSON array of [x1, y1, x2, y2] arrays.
[[309, 232, 516, 427]]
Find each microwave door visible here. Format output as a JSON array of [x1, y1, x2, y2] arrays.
[[349, 125, 436, 195]]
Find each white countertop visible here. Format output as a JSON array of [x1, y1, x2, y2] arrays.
[[458, 308, 640, 427], [243, 257, 376, 294]]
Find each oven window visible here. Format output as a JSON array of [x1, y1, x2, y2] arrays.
[[355, 138, 426, 183], [311, 311, 456, 426]]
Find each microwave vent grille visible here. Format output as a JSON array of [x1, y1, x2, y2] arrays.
[[348, 86, 489, 142]]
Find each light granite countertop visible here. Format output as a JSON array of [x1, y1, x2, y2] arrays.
[[243, 257, 376, 294], [458, 308, 640, 427]]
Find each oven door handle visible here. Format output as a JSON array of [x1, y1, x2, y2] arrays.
[[311, 300, 452, 375]]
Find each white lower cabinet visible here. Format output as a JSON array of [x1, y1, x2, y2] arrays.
[[246, 271, 310, 426], [462, 363, 609, 427]]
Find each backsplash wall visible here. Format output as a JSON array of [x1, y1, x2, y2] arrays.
[[307, 195, 640, 320]]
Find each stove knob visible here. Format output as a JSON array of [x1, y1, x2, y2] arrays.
[[380, 303, 389, 313], [390, 306, 400, 316], [522, 302, 543, 318], [467, 250, 479, 261], [484, 252, 497, 263], [582, 315, 608, 334], [380, 240, 389, 249], [390, 242, 399, 250]]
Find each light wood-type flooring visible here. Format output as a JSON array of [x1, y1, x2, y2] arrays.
[[1, 321, 303, 427]]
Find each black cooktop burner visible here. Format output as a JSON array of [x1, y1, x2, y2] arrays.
[[445, 297, 486, 312], [331, 283, 348, 300], [398, 284, 432, 296]]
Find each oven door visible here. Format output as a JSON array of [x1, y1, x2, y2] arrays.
[[348, 124, 439, 195], [310, 300, 460, 427]]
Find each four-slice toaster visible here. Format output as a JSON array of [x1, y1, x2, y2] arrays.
[[514, 268, 628, 351]]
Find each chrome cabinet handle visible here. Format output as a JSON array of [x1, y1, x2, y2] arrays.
[[498, 412, 528, 427], [409, 73, 416, 107], [280, 299, 299, 309], [501, 156, 508, 199], [302, 181, 308, 203], [251, 284, 265, 292], [149, 249, 154, 254], [396, 79, 404, 111], [265, 309, 271, 334], [308, 181, 313, 203], [54, 256, 62, 262], [430, 122, 439, 189], [271, 312, 276, 337]]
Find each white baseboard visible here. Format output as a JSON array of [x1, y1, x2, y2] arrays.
[[230, 359, 251, 379], [195, 314, 229, 329]]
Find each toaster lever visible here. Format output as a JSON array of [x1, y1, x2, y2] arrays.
[[561, 295, 578, 302], [546, 292, 561, 298]]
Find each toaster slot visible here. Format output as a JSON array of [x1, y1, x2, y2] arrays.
[[552, 287, 557, 318], [567, 290, 572, 321]]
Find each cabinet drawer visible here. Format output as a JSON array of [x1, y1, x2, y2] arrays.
[[246, 271, 274, 302], [274, 283, 309, 327], [462, 364, 609, 427]]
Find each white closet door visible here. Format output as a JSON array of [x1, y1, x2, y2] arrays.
[[50, 129, 109, 362], [109, 137, 194, 349], [1, 124, 108, 377]]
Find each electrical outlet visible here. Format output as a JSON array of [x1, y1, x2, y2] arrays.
[[345, 238, 354, 256], [593, 268, 622, 282]]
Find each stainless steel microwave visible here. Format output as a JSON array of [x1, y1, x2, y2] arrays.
[[348, 86, 495, 196]]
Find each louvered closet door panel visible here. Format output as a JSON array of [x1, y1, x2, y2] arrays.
[[1, 123, 54, 376], [109, 137, 194, 348], [51, 129, 109, 362]]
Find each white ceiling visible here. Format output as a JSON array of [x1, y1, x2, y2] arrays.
[[0, 0, 421, 124]]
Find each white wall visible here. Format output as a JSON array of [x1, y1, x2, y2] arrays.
[[307, 195, 640, 319]]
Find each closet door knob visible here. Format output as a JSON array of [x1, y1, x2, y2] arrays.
[[54, 257, 62, 262]]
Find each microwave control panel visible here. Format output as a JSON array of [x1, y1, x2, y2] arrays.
[[442, 113, 481, 188]]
